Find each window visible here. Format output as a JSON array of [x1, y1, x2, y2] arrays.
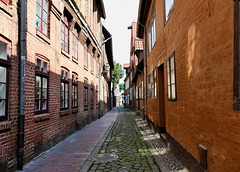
[[234, 1, 240, 109], [148, 21, 151, 55], [61, 67, 69, 109], [166, 52, 176, 101], [72, 28, 78, 60], [1, 0, 8, 5], [35, 55, 49, 114], [96, 85, 98, 105], [84, 43, 88, 68], [72, 73, 78, 108], [36, 0, 49, 36], [152, 69, 157, 98], [130, 87, 132, 100], [61, 14, 69, 52], [91, 83, 94, 106], [0, 37, 10, 121], [151, 3, 156, 47], [164, 0, 174, 23], [136, 86, 138, 100], [142, 80, 144, 99], [91, 52, 94, 73], [84, 79, 88, 108], [96, 60, 98, 76], [147, 73, 151, 98]]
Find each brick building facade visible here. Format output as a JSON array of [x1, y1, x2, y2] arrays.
[[124, 0, 239, 171], [0, 0, 113, 171]]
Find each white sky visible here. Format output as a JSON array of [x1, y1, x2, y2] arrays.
[[102, 0, 139, 83]]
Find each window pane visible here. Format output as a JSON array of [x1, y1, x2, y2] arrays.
[[61, 31, 64, 41], [35, 87, 41, 98], [65, 72, 68, 80], [171, 71, 175, 84], [36, 76, 41, 87], [37, 0, 41, 5], [35, 100, 40, 110], [171, 84, 176, 99], [61, 70, 64, 79], [61, 40, 64, 48], [42, 88, 47, 99], [43, 0, 48, 11], [0, 67, 6, 82], [0, 42, 7, 60], [0, 100, 5, 116], [167, 61, 169, 74], [65, 99, 68, 108], [170, 56, 175, 71], [65, 91, 68, 99], [165, 0, 174, 21], [168, 86, 171, 99], [42, 22, 47, 35], [65, 43, 68, 51], [0, 83, 6, 99], [42, 11, 48, 23], [36, 3, 41, 17], [61, 100, 64, 108], [36, 59, 41, 70], [42, 99, 47, 110], [36, 16, 41, 29], [43, 62, 48, 73]]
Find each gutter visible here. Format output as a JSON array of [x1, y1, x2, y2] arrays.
[[17, 0, 26, 170]]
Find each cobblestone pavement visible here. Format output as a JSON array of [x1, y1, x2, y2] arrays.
[[85, 108, 162, 172], [133, 113, 187, 171]]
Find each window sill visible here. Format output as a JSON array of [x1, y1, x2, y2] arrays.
[[72, 57, 78, 64], [0, 121, 12, 131], [91, 106, 94, 109], [61, 49, 70, 59], [96, 74, 98, 78], [91, 71, 94, 75], [84, 106, 88, 111], [84, 66, 88, 71], [0, 2, 13, 17], [72, 108, 78, 113], [36, 30, 50, 44], [34, 113, 50, 122], [60, 109, 69, 116]]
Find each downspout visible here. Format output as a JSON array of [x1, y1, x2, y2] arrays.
[[17, 0, 26, 170], [98, 22, 103, 118]]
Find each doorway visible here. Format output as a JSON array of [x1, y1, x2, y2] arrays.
[[158, 64, 166, 133]]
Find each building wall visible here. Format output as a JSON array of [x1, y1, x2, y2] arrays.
[[0, 0, 19, 170], [0, 0, 111, 171], [144, 0, 236, 171]]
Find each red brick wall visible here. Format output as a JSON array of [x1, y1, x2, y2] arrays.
[[145, 0, 236, 171], [0, 0, 110, 171], [0, 0, 19, 170]]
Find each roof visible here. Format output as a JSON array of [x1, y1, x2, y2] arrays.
[[135, 38, 143, 51], [137, 0, 152, 38], [96, 0, 106, 19], [102, 26, 114, 69], [124, 64, 130, 69]]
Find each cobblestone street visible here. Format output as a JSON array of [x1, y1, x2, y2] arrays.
[[85, 108, 161, 172]]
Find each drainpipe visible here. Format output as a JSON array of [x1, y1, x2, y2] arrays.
[[98, 22, 103, 118], [17, 0, 26, 170]]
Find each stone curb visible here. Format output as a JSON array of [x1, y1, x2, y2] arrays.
[[79, 111, 118, 172], [133, 113, 172, 172]]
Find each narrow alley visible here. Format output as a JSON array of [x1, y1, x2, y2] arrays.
[[21, 107, 186, 172]]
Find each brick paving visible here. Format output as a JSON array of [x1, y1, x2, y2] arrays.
[[21, 108, 118, 172]]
